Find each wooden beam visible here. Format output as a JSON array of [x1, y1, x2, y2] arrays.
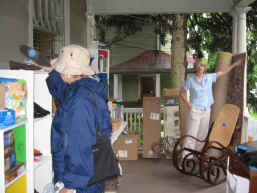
[[92, 0, 234, 15]]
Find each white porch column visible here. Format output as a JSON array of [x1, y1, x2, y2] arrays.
[[64, 0, 70, 45], [237, 7, 250, 113], [233, 7, 251, 143], [114, 74, 119, 101], [236, 7, 250, 53], [155, 73, 160, 97], [86, 0, 96, 47], [118, 74, 123, 101]]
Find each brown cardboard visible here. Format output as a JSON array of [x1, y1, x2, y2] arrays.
[[113, 134, 138, 160], [0, 84, 5, 110], [111, 119, 122, 131], [163, 88, 180, 97], [142, 97, 161, 158]]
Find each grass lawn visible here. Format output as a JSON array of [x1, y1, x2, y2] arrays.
[[249, 112, 257, 119]]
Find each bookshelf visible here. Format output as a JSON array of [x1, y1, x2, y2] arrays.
[[0, 70, 53, 193]]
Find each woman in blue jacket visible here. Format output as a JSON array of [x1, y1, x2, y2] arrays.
[[42, 45, 112, 193]]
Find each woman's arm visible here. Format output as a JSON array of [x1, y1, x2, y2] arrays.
[[46, 70, 69, 103], [179, 88, 192, 110], [216, 57, 245, 79]]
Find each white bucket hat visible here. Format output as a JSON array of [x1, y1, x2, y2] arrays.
[[51, 44, 95, 76]]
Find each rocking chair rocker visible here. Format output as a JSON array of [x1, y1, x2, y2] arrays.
[[173, 104, 240, 185]]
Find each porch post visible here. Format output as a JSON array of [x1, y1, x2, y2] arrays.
[[118, 74, 123, 101], [64, 0, 70, 45], [114, 74, 119, 101], [234, 6, 251, 143], [86, 0, 96, 47], [236, 7, 250, 53], [155, 73, 160, 97]]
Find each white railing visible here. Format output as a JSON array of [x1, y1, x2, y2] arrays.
[[122, 108, 143, 134], [122, 107, 166, 134]]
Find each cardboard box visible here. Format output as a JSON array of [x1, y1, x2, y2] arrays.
[[111, 119, 122, 131], [113, 134, 138, 160], [163, 88, 180, 97], [143, 97, 161, 158]]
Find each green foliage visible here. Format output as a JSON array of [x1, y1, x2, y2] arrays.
[[246, 1, 257, 112], [249, 112, 257, 119], [95, 14, 174, 48], [95, 15, 148, 47], [187, 13, 232, 58]]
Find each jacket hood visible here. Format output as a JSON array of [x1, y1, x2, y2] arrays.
[[72, 74, 108, 100]]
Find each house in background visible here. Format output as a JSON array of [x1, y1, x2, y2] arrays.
[[109, 49, 194, 106]]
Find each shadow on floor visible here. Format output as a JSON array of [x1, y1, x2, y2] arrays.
[[117, 157, 226, 193]]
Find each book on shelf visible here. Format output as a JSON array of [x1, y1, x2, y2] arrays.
[[5, 163, 25, 184], [4, 152, 17, 172], [4, 130, 14, 147]]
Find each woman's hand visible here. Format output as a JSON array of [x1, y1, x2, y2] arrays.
[[59, 187, 76, 193], [233, 57, 245, 67], [188, 103, 193, 110], [217, 56, 245, 79]]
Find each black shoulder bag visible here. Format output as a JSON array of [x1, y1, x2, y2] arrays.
[[85, 88, 120, 186]]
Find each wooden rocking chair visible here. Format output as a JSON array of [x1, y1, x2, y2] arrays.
[[172, 104, 240, 185]]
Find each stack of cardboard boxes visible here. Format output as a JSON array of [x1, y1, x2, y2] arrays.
[[143, 97, 161, 158]]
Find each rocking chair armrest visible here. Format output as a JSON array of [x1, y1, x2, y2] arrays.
[[180, 134, 208, 144]]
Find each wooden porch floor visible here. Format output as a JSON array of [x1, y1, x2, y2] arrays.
[[111, 156, 226, 193]]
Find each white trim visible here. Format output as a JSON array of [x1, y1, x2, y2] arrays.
[[114, 74, 119, 100], [38, 0, 44, 29], [28, 0, 34, 47], [44, 0, 52, 32], [235, 7, 249, 144], [118, 74, 123, 101], [231, 7, 250, 144], [64, 0, 70, 45], [155, 73, 161, 97]]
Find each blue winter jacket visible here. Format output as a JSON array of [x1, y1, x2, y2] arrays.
[[46, 70, 112, 193]]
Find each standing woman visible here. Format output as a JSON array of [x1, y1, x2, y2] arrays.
[[180, 57, 244, 155], [41, 45, 112, 193]]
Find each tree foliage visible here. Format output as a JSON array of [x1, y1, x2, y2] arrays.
[[246, 1, 257, 112], [95, 14, 174, 47]]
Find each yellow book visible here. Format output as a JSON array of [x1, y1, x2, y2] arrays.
[[6, 175, 26, 193]]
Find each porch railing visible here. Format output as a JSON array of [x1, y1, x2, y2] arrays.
[[122, 107, 165, 134], [122, 108, 143, 134]]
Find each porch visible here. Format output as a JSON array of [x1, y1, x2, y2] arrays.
[[106, 157, 226, 193]]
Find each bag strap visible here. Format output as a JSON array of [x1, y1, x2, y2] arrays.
[[84, 87, 101, 134]]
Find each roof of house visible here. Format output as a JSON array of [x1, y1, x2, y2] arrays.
[[111, 50, 194, 73]]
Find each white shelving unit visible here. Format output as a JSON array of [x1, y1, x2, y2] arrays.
[[0, 120, 27, 192], [0, 70, 53, 193]]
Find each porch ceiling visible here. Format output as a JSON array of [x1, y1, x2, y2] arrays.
[[90, 0, 255, 15]]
